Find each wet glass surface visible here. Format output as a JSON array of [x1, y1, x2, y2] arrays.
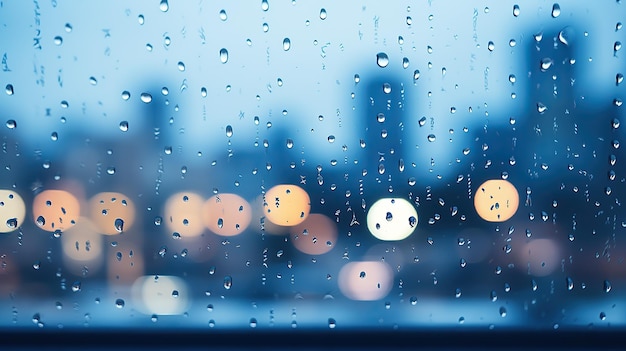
[[0, 1, 625, 348]]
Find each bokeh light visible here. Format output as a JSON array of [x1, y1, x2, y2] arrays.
[[88, 192, 136, 235], [61, 217, 104, 276], [164, 192, 205, 238], [338, 261, 394, 301], [517, 238, 561, 277], [202, 193, 252, 237], [131, 275, 189, 315], [32, 190, 80, 233], [0, 189, 26, 233], [289, 213, 337, 255], [263, 184, 311, 226], [366, 198, 418, 241], [474, 179, 519, 222], [250, 195, 290, 235]]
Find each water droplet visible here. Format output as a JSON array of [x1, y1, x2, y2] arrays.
[[5, 119, 16, 129], [600, 312, 607, 321], [418, 116, 427, 126], [540, 57, 553, 71], [487, 41, 495, 51], [5, 218, 18, 229], [551, 3, 561, 18], [536, 102, 547, 114], [261, 0, 269, 11], [137, 15, 145, 25], [615, 41, 622, 53], [5, 84, 14, 95], [382, 83, 392, 94], [612, 118, 620, 129], [402, 57, 410, 69], [114, 218, 124, 233], [499, 307, 507, 317], [226, 125, 233, 138], [327, 135, 335, 143], [558, 26, 574, 45], [159, 0, 169, 12], [115, 298, 125, 308], [282, 38, 291, 51], [119, 121, 129, 132], [71, 281, 81, 292], [140, 93, 152, 103], [286, 139, 294, 149], [376, 52, 389, 68], [319, 8, 327, 20], [53, 36, 63, 46], [177, 61, 185, 72], [262, 23, 269, 32], [250, 318, 258, 328], [617, 73, 624, 86], [413, 70, 421, 83], [220, 48, 229, 63], [427, 134, 436, 142], [219, 9, 227, 21], [328, 318, 336, 328], [36, 216, 45, 227], [224, 275, 232, 289], [513, 4, 520, 17]]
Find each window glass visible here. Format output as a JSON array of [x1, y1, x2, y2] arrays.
[[0, 0, 625, 337]]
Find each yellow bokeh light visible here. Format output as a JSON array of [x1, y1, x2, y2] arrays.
[[202, 193, 252, 236], [250, 195, 290, 235], [264, 184, 311, 226], [366, 198, 418, 241], [61, 217, 104, 276], [131, 275, 189, 315], [0, 190, 26, 233], [474, 179, 519, 222], [289, 213, 337, 255], [164, 192, 205, 238], [338, 261, 394, 301], [32, 190, 80, 232], [88, 192, 136, 235]]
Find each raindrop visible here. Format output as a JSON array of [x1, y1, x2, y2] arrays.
[[5, 218, 18, 229], [220, 48, 229, 63], [402, 57, 410, 69], [376, 52, 389, 68], [558, 27, 574, 45], [328, 318, 336, 329], [499, 307, 507, 317], [5, 84, 14, 95], [283, 38, 291, 51], [5, 120, 16, 129], [551, 3, 561, 18], [177, 61, 185, 71], [513, 4, 520, 17], [540, 58, 553, 71], [566, 277, 574, 290], [224, 276, 233, 289], [615, 41, 622, 53], [71, 281, 81, 292], [319, 8, 327, 20], [53, 36, 63, 46], [487, 41, 495, 51], [617, 73, 624, 86], [121, 91, 131, 100], [140, 93, 152, 103], [418, 116, 427, 126], [536, 102, 547, 114], [226, 125, 233, 138], [413, 70, 420, 83], [261, 0, 269, 11], [115, 299, 125, 308], [219, 9, 227, 21], [382, 83, 391, 94], [427, 134, 436, 142], [250, 318, 257, 328], [114, 218, 124, 233], [408, 216, 417, 227], [600, 312, 607, 321], [36, 216, 45, 226], [119, 121, 129, 132], [159, 0, 169, 12], [612, 118, 620, 129], [137, 15, 145, 25]]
